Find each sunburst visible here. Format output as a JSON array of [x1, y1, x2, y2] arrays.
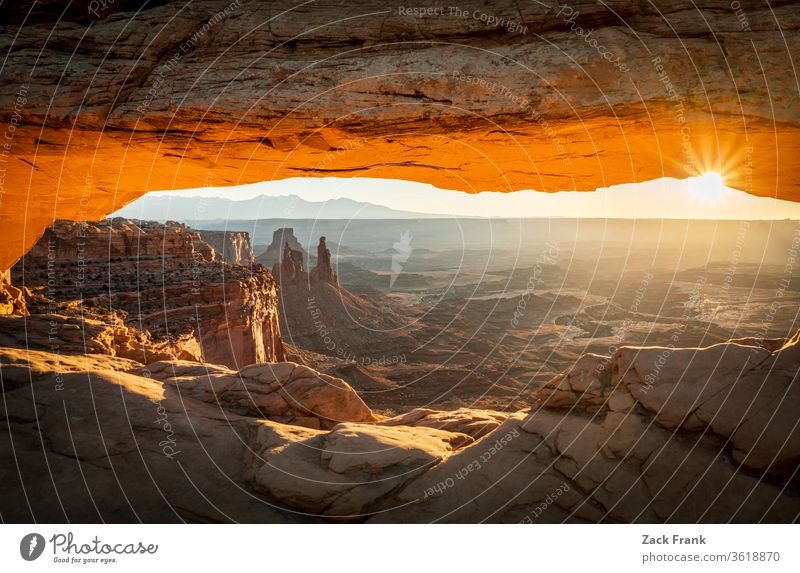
[[687, 172, 729, 203]]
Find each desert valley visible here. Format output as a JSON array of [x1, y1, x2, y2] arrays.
[[1, 211, 798, 523]]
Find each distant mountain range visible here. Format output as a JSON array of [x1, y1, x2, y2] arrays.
[[112, 194, 442, 221]]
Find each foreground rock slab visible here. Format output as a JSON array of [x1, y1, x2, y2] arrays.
[[379, 407, 508, 439], [0, 367, 293, 522], [1, 331, 798, 523], [134, 360, 377, 430], [538, 334, 800, 477], [244, 420, 472, 517]]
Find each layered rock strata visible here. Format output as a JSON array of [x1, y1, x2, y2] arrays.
[[11, 219, 285, 368], [198, 230, 254, 265]]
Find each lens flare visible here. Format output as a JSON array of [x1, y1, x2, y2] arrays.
[[687, 172, 728, 203]]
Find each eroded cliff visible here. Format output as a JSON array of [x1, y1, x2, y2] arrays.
[[198, 230, 255, 265], [11, 218, 285, 368]]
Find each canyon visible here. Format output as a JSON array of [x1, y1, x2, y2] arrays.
[[0, 0, 798, 526], [1, 214, 798, 522]]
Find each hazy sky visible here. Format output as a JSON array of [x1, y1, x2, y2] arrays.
[[154, 175, 800, 219]]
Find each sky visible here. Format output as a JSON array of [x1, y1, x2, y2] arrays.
[[150, 174, 800, 219]]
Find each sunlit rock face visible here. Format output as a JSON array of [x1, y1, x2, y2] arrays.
[[0, 0, 798, 271], [12, 219, 286, 367], [197, 230, 255, 265]]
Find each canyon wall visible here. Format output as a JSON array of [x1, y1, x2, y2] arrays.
[[12, 219, 285, 367], [198, 230, 255, 265], [0, 0, 798, 272]]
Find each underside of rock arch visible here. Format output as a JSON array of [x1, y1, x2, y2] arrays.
[[0, 0, 798, 272]]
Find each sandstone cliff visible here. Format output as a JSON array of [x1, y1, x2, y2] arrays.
[[198, 230, 254, 265], [12, 218, 285, 368]]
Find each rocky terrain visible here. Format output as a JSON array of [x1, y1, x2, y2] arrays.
[[198, 230, 254, 265], [3, 215, 796, 523], [1, 0, 799, 275], [257, 228, 308, 268], [1, 310, 797, 522], [244, 219, 799, 419], [11, 219, 285, 368], [0, 304, 202, 368], [269, 235, 417, 374], [0, 271, 25, 315], [0, 0, 798, 526]]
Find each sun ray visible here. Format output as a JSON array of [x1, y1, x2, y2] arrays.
[[687, 172, 729, 203]]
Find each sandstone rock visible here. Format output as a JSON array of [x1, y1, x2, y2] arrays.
[[535, 353, 620, 413], [1, 0, 798, 274], [11, 219, 285, 368], [0, 271, 26, 315], [0, 312, 200, 366], [197, 230, 254, 265], [374, 408, 800, 523], [257, 228, 307, 268], [0, 366, 294, 522], [0, 346, 140, 392], [536, 335, 800, 477], [271, 241, 306, 283], [2, 326, 799, 523], [310, 237, 337, 284], [379, 407, 509, 439], [322, 423, 472, 473], [244, 420, 471, 517], [133, 360, 376, 430], [616, 340, 800, 476]]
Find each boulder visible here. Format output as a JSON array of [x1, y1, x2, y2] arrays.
[[244, 420, 472, 517], [133, 360, 377, 430], [379, 407, 509, 439]]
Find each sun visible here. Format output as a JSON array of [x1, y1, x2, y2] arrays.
[[687, 172, 728, 203]]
